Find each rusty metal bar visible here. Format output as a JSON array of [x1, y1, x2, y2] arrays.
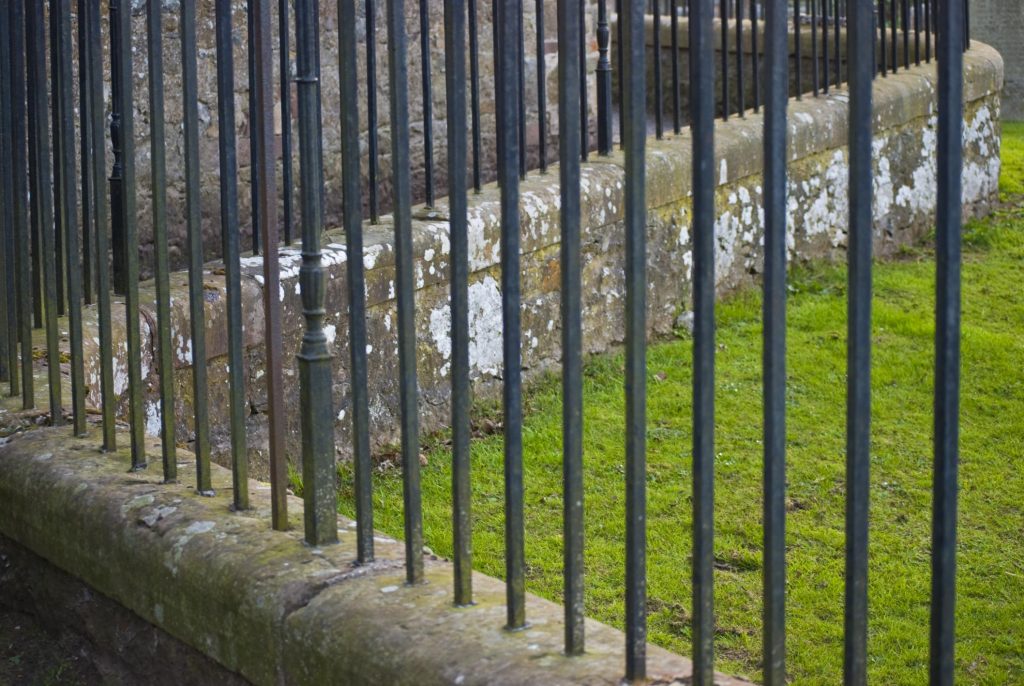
[[215, 0, 251, 508], [149, 0, 178, 480]]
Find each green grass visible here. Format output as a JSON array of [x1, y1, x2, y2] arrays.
[[336, 127, 1024, 684], [1000, 122, 1024, 198]]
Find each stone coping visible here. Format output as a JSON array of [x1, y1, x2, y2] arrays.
[[0, 427, 750, 685]]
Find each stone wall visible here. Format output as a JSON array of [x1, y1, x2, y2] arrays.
[[84, 0, 594, 279], [0, 427, 749, 685], [970, 0, 1023, 119], [71, 41, 1002, 478]]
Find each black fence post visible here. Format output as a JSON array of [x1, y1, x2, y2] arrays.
[[296, 0, 337, 546], [930, 0, 964, 682], [497, 0, 526, 628], [445, 0, 473, 605], [762, 0, 789, 680], [623, 0, 648, 677], [691, 0, 717, 681], [845, 0, 874, 681], [557, 0, 585, 656]]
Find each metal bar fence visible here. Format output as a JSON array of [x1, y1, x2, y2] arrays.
[[0, 0, 970, 682]]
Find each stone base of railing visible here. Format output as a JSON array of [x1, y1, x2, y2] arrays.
[[0, 427, 750, 685], [53, 42, 1003, 484]]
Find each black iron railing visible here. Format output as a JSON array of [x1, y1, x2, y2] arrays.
[[0, 0, 971, 683]]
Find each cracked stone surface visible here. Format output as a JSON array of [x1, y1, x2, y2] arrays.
[[0, 427, 750, 685]]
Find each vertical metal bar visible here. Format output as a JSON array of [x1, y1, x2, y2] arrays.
[[420, 0, 436, 205], [925, 0, 931, 62], [617, 0, 623, 149], [962, 0, 968, 52], [623, 0, 646, 676], [86, 0, 115, 448], [558, 0, 584, 655], [497, 0, 525, 627], [387, 0, 425, 582], [182, 0, 211, 489], [115, 0, 146, 466], [890, 0, 897, 73], [930, 0, 963, 681], [597, 0, 612, 152], [281, 0, 295, 243], [581, 0, 589, 159], [721, 0, 730, 118], [518, 1, 527, 178], [27, 0, 63, 425], [215, 0, 250, 507], [296, 0, 337, 546], [751, 0, 759, 111], [793, 0, 802, 97], [54, 0, 85, 436], [255, 0, 285, 524], [77, 0, 92, 307], [914, 0, 921, 65], [445, 0, 472, 604], [834, 0, 841, 86], [248, 1, 262, 255], [901, 0, 908, 67], [339, 0, 374, 561], [823, 0, 830, 93], [736, 0, 744, 114], [256, 9, 288, 532], [109, 0, 126, 300], [469, 0, 483, 192], [0, 5, 13, 393], [149, 0, 178, 480], [49, 3, 66, 320], [878, 0, 887, 75], [12, 0, 33, 410], [493, 0, 502, 177], [810, 0, 818, 95], [691, 0, 716, 681], [313, 0, 327, 225], [671, 0, 681, 132], [579, 0, 588, 160], [762, 0, 788, 680], [365, 0, 380, 222], [509, 0, 520, 180], [654, 0, 663, 137], [31, 119, 41, 333], [844, 0, 872, 681]]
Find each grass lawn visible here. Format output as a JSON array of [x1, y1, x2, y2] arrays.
[[337, 125, 1024, 684]]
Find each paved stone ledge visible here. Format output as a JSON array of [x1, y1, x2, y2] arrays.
[[0, 427, 750, 685], [30, 43, 1005, 480]]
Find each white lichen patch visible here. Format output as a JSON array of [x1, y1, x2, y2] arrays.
[[145, 400, 162, 437], [428, 275, 504, 379], [872, 138, 894, 224]]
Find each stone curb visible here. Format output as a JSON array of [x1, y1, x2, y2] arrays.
[[0, 427, 751, 685]]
